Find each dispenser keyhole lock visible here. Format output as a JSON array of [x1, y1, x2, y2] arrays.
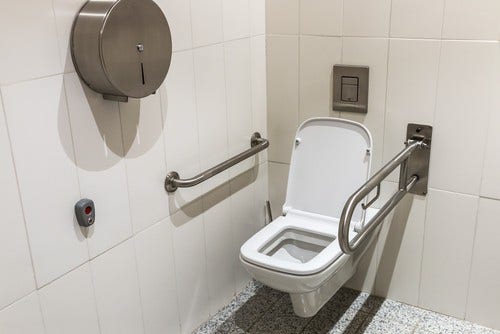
[[75, 199, 95, 227]]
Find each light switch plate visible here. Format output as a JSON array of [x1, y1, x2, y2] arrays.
[[333, 65, 369, 113]]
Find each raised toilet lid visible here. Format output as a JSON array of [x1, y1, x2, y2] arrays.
[[284, 117, 372, 223]]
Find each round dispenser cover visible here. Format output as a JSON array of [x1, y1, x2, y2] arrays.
[[284, 118, 372, 222]]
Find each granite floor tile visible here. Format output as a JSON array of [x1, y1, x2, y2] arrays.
[[194, 281, 500, 334]]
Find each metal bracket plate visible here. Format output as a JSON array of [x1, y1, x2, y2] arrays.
[[406, 124, 432, 195]]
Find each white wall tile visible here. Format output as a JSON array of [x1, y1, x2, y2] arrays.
[[384, 39, 440, 181], [52, 0, 87, 73], [299, 0, 342, 36], [268, 162, 289, 217], [224, 39, 254, 176], [64, 73, 132, 258], [480, 47, 500, 199], [267, 36, 299, 164], [345, 238, 379, 293], [340, 37, 389, 173], [120, 94, 169, 233], [193, 44, 229, 191], [375, 183, 427, 305], [0, 0, 62, 84], [161, 50, 202, 212], [390, 0, 445, 39], [91, 239, 144, 334], [249, 0, 266, 36], [253, 162, 270, 227], [0, 97, 35, 309], [266, 0, 299, 35], [466, 198, 500, 329], [154, 0, 193, 51], [222, 0, 250, 41], [343, 0, 391, 37], [250, 36, 268, 162], [135, 220, 181, 334], [430, 41, 498, 195], [299, 36, 342, 122], [171, 203, 210, 334], [39, 264, 100, 334], [2, 75, 86, 286], [230, 170, 258, 291], [190, 0, 224, 47], [0, 293, 45, 334], [442, 0, 500, 40], [420, 190, 478, 318], [202, 185, 236, 313]]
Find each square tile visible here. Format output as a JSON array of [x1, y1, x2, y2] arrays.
[[266, 36, 299, 164], [39, 264, 100, 334], [299, 36, 342, 122], [2, 75, 86, 286], [343, 0, 391, 37], [191, 0, 224, 47], [222, 0, 250, 40], [134, 220, 181, 334], [120, 94, 169, 233], [0, 97, 35, 309], [266, 0, 299, 35], [430, 41, 498, 195], [299, 0, 342, 36], [442, 0, 500, 40], [420, 190, 478, 318], [0, 0, 62, 84], [390, 0, 445, 38], [466, 199, 500, 330], [91, 239, 144, 334], [0, 293, 45, 334]]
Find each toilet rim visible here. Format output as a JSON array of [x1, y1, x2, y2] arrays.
[[240, 212, 347, 276]]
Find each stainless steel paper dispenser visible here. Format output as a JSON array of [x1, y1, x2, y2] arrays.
[[71, 0, 172, 102]]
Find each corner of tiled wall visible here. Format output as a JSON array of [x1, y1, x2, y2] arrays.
[[266, 0, 500, 329], [0, 0, 268, 333]]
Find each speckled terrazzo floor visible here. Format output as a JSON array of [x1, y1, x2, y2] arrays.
[[194, 281, 499, 334]]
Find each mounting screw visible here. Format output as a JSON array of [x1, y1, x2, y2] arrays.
[[416, 127, 422, 133], [136, 43, 144, 52], [295, 138, 301, 146]]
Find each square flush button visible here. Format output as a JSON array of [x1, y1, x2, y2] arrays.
[[341, 76, 359, 102], [333, 65, 369, 113]]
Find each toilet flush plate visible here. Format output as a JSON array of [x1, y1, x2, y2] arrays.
[[406, 124, 432, 196]]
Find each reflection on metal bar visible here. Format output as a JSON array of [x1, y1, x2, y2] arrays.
[[164, 132, 269, 193], [338, 124, 432, 255]]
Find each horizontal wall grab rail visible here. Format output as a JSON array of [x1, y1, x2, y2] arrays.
[[338, 124, 433, 255], [164, 132, 269, 193]]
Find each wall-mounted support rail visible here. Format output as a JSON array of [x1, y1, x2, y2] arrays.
[[164, 132, 269, 193], [339, 124, 432, 255]]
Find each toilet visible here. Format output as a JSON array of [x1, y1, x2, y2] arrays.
[[240, 117, 380, 317]]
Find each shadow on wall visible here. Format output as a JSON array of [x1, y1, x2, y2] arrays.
[[58, 75, 164, 171], [169, 162, 262, 227], [345, 191, 416, 293]]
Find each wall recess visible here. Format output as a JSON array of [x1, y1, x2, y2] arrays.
[[71, 0, 172, 102]]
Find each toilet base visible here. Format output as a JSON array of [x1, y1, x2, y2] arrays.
[[290, 258, 356, 317]]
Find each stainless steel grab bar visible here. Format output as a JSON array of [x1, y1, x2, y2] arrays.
[[338, 123, 433, 255], [164, 132, 269, 193]]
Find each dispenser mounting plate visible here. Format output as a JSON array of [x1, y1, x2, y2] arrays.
[[406, 124, 432, 196]]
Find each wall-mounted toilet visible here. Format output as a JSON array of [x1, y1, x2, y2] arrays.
[[240, 117, 379, 317]]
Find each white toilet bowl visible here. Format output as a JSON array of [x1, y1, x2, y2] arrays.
[[240, 117, 378, 317]]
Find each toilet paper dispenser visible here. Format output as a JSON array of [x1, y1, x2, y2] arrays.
[[71, 0, 172, 102]]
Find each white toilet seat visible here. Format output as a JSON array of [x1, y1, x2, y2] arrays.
[[239, 117, 377, 317], [240, 211, 345, 276]]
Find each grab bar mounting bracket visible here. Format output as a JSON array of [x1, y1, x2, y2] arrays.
[[405, 124, 432, 196]]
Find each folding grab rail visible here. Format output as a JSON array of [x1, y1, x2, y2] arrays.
[[339, 124, 432, 255], [164, 132, 269, 193]]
